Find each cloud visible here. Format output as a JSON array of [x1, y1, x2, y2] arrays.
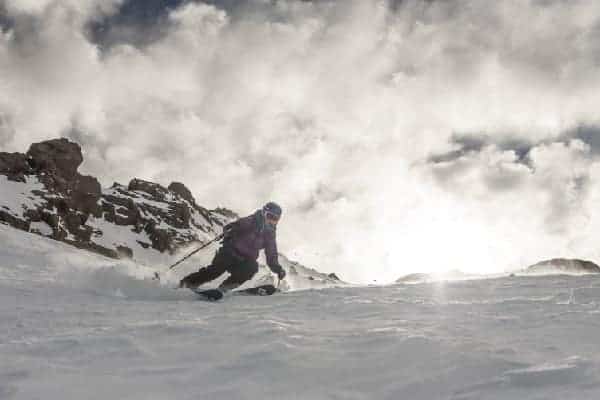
[[428, 133, 533, 165], [2, 0, 600, 282], [560, 124, 600, 157]]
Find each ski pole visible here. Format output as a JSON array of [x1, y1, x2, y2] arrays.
[[167, 233, 224, 272]]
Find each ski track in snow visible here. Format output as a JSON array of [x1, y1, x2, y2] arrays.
[[2, 226, 600, 399]]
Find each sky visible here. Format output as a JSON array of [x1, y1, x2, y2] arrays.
[[2, 0, 600, 283]]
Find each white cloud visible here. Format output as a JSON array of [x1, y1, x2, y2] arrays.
[[2, 0, 600, 282]]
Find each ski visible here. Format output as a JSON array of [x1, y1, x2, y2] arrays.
[[236, 284, 279, 296], [192, 284, 279, 301], [192, 288, 224, 301]]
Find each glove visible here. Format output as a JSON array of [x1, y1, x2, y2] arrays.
[[274, 266, 286, 280]]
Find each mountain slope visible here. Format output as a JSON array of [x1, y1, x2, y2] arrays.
[[2, 222, 600, 399], [0, 138, 344, 287]]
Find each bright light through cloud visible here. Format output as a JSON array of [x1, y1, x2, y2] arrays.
[[2, 0, 600, 283]]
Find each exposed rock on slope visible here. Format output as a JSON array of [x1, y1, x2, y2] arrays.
[[279, 255, 344, 289], [0, 138, 232, 259], [395, 270, 475, 284], [525, 258, 600, 275]]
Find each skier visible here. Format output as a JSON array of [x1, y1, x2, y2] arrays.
[[179, 202, 286, 291]]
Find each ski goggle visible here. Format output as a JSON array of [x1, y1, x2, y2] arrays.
[[264, 211, 280, 222]]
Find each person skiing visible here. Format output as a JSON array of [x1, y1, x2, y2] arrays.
[[179, 202, 286, 291]]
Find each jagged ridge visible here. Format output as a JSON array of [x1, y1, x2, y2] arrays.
[[0, 138, 234, 259]]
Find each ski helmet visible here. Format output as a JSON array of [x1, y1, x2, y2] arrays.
[[263, 201, 282, 219]]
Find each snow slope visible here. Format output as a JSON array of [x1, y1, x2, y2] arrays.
[[2, 224, 600, 399]]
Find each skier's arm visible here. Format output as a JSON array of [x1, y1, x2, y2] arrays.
[[265, 231, 285, 279]]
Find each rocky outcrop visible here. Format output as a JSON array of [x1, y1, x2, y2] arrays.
[[0, 138, 103, 251], [278, 255, 347, 289], [328, 273, 341, 281], [396, 273, 431, 284], [27, 139, 83, 180], [0, 138, 234, 260], [0, 152, 32, 182], [27, 139, 103, 218], [525, 259, 600, 275], [395, 270, 476, 284], [168, 182, 195, 205]]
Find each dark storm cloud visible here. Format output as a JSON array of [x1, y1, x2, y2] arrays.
[[88, 0, 319, 49], [561, 125, 600, 156], [87, 0, 347, 50], [428, 133, 533, 166], [88, 0, 187, 49], [432, 123, 600, 171], [426, 124, 600, 203]]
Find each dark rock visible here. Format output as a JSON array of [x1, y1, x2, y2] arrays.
[[328, 273, 341, 281], [70, 174, 102, 212], [27, 138, 83, 180], [52, 226, 68, 241], [168, 182, 196, 204], [23, 209, 42, 222], [116, 245, 133, 259], [396, 273, 429, 283], [0, 152, 31, 177], [0, 210, 30, 231], [396, 270, 470, 283], [69, 240, 118, 258], [128, 178, 169, 201], [77, 224, 93, 242], [146, 225, 172, 253], [526, 258, 600, 274], [41, 212, 60, 228], [7, 172, 26, 183], [64, 212, 86, 233], [167, 203, 191, 229]]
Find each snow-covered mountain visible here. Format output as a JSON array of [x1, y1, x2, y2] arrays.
[[522, 258, 600, 275], [395, 259, 600, 285], [0, 138, 344, 288], [0, 138, 233, 259], [395, 270, 491, 284]]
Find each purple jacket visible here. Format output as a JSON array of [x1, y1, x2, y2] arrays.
[[223, 210, 280, 271]]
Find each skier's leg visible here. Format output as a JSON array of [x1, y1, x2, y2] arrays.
[[179, 248, 230, 289], [219, 259, 259, 291]]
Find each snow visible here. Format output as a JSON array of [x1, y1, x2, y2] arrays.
[[0, 175, 46, 218], [28, 221, 53, 236], [87, 216, 158, 260], [518, 268, 600, 277], [1, 224, 600, 399]]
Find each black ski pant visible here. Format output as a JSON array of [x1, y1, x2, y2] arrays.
[[181, 246, 258, 291]]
